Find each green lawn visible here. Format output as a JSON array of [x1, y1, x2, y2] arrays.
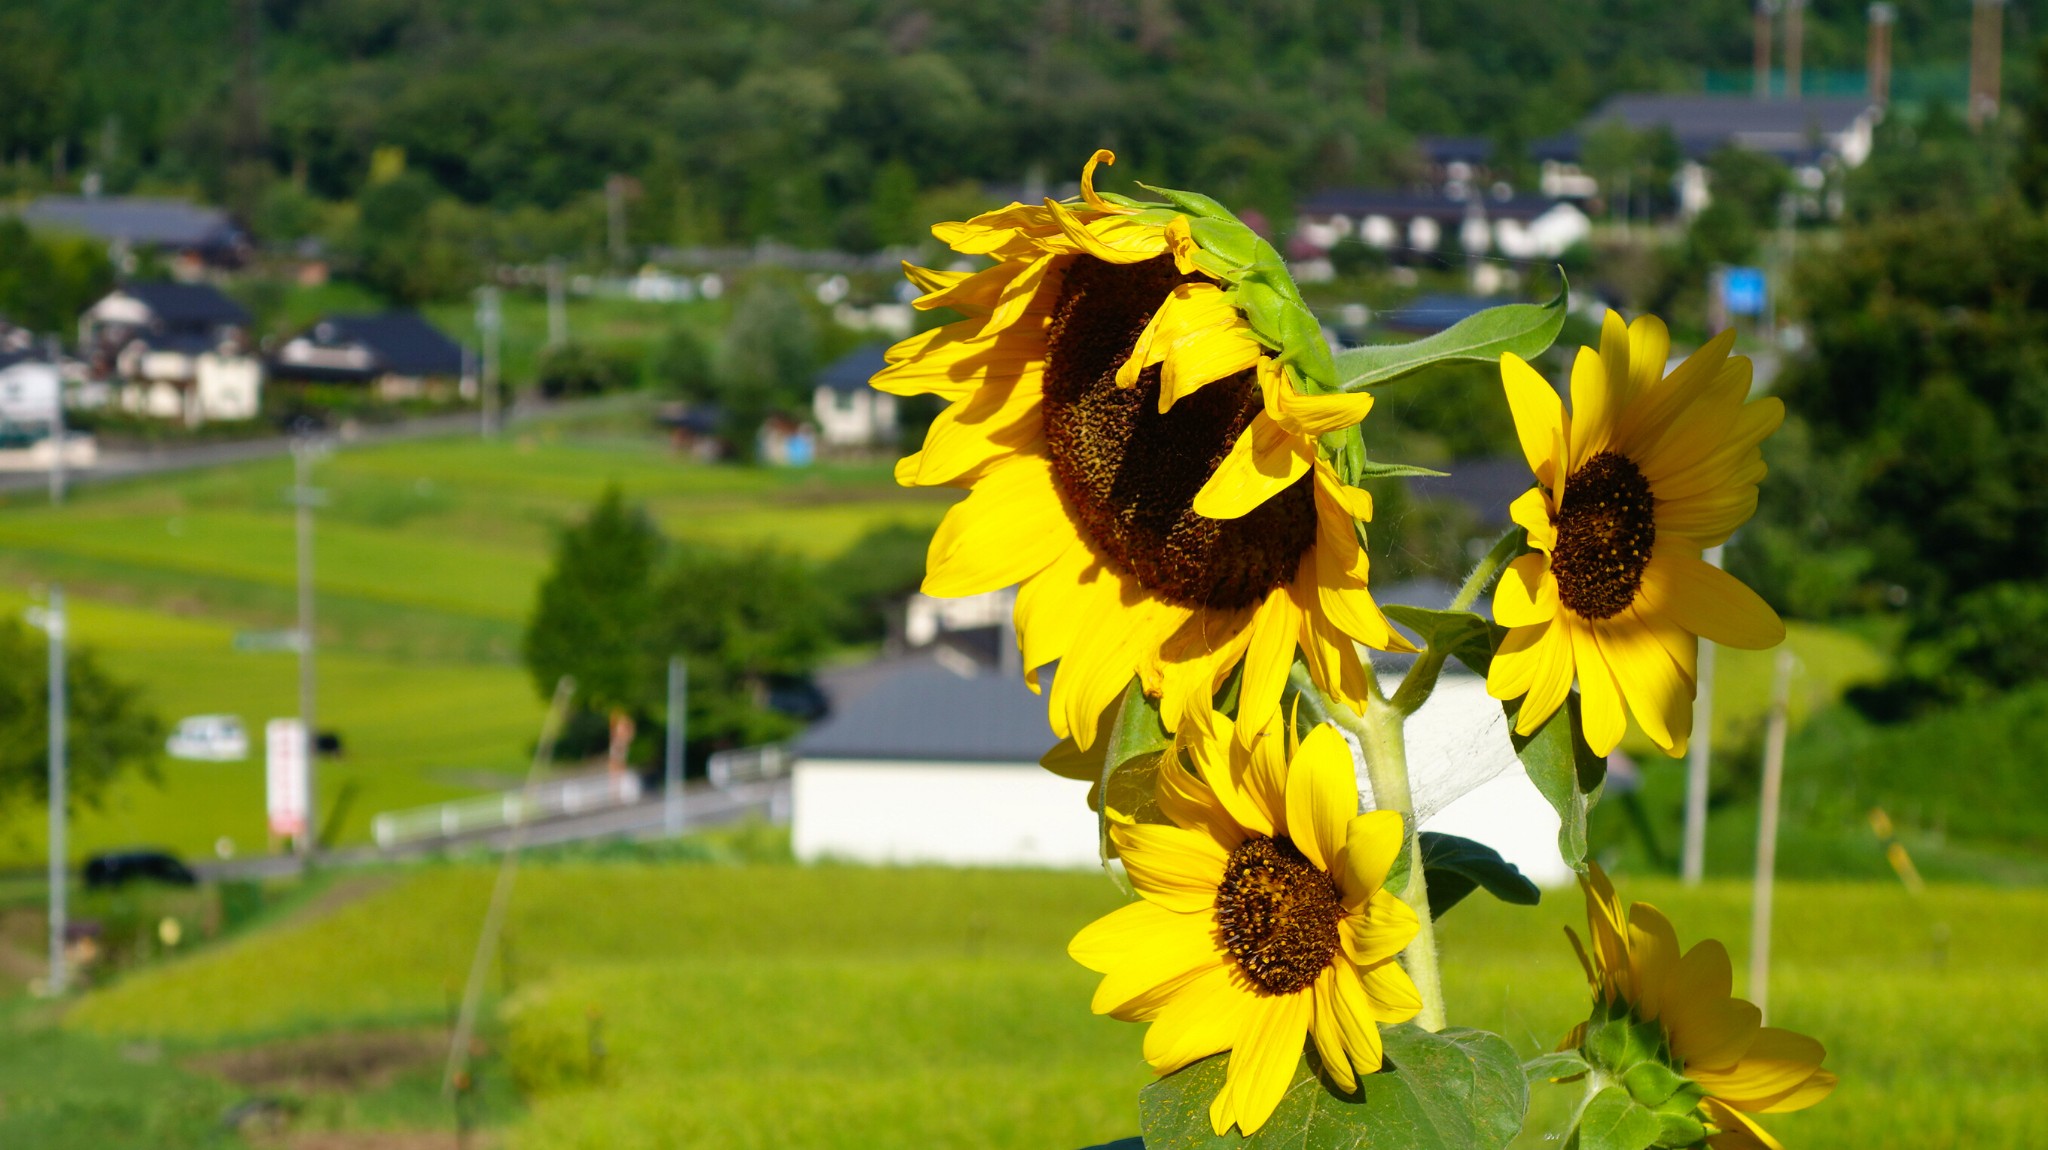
[[52, 862, 2048, 1150], [0, 429, 956, 866]]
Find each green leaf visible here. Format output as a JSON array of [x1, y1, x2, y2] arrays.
[[1572, 1087, 1662, 1150], [1331, 279, 1567, 393], [1138, 1024, 1526, 1150], [1380, 606, 1500, 678], [1522, 1051, 1590, 1085], [1097, 679, 1172, 881], [1139, 182, 1242, 223], [1506, 694, 1606, 869], [1418, 832, 1541, 919], [1382, 815, 1415, 898]]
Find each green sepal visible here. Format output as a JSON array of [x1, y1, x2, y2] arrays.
[[1523, 1051, 1591, 1084], [1138, 1024, 1527, 1150], [1582, 1010, 1670, 1078], [1137, 181, 1241, 223], [1382, 813, 1416, 898], [1352, 460, 1451, 480], [1417, 831, 1541, 918], [1574, 1087, 1664, 1150], [1621, 1061, 1691, 1109], [1330, 276, 1568, 393], [1189, 216, 1263, 271], [1656, 1108, 1708, 1147], [1506, 693, 1607, 869]]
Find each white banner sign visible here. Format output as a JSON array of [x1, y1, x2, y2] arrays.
[[265, 718, 308, 839]]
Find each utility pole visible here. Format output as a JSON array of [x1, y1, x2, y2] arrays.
[[1681, 543, 1725, 885], [665, 656, 687, 836], [291, 439, 323, 854], [475, 286, 502, 437], [606, 174, 629, 268], [1749, 648, 1795, 1020], [1784, 0, 1805, 101], [45, 585, 67, 997]]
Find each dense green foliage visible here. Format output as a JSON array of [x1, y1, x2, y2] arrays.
[[2, 0, 2022, 251], [0, 618, 162, 818], [524, 486, 663, 716], [0, 217, 111, 335]]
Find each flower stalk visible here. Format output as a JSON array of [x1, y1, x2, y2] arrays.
[[1296, 663, 1447, 1031]]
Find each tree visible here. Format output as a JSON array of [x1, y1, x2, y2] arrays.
[[649, 327, 717, 404], [717, 277, 816, 458], [645, 545, 833, 761], [0, 619, 163, 815], [524, 487, 663, 770], [0, 218, 113, 335]]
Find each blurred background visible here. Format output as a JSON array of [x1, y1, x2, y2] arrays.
[[0, 2, 2041, 1148]]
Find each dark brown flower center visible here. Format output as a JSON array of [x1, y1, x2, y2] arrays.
[[1213, 835, 1345, 996], [1550, 450, 1656, 620], [1040, 254, 1315, 611]]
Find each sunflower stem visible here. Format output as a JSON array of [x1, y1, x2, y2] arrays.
[[1294, 662, 1449, 1031], [1450, 527, 1524, 614], [1387, 528, 1522, 716]]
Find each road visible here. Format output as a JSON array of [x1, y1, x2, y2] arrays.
[[0, 394, 646, 496], [190, 776, 788, 882]]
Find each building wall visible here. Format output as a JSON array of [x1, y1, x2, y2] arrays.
[[0, 362, 61, 423], [792, 759, 1098, 868], [197, 354, 262, 420]]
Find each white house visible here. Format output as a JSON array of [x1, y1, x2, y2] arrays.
[[791, 653, 1097, 868], [80, 282, 263, 423], [0, 352, 61, 424], [270, 311, 474, 401], [811, 343, 897, 451], [1293, 190, 1590, 265]]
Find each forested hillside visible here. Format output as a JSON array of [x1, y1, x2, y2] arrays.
[[2, 0, 2036, 248]]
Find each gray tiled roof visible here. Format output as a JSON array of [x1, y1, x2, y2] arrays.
[[796, 653, 1059, 763], [22, 197, 239, 249]]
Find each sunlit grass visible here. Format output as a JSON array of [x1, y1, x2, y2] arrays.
[[61, 864, 2048, 1150]]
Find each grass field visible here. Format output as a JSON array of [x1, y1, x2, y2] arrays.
[[47, 860, 2048, 1150], [0, 427, 956, 866]]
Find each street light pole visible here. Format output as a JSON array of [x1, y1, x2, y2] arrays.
[[47, 336, 65, 506], [46, 585, 67, 996], [293, 440, 320, 854], [665, 656, 687, 836], [476, 286, 502, 437]]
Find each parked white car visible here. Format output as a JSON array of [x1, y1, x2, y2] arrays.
[[166, 715, 248, 762]]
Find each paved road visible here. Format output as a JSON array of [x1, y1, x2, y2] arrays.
[[0, 394, 647, 496], [190, 776, 789, 883]]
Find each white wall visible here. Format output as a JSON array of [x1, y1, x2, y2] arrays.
[[197, 354, 262, 420], [793, 759, 1099, 868], [0, 361, 61, 422]]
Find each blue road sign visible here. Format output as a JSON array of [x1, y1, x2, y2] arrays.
[[1723, 267, 1768, 317]]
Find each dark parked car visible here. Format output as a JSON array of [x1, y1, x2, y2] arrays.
[[83, 849, 197, 889]]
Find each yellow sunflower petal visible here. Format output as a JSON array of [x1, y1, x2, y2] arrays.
[[1701, 1097, 1787, 1150], [1144, 963, 1262, 1073], [1655, 486, 1762, 549], [1240, 719, 1292, 833], [1269, 377, 1376, 436], [1690, 1028, 1830, 1111], [1186, 713, 1276, 838], [900, 261, 971, 297], [1343, 809, 1404, 900], [1052, 594, 1189, 748], [1356, 956, 1424, 1023], [1503, 617, 1575, 737], [1638, 552, 1785, 650], [1015, 540, 1107, 691], [1596, 614, 1694, 757], [1611, 327, 1735, 454], [1219, 991, 1312, 1136], [1758, 1068, 1837, 1114], [1326, 959, 1388, 1074], [1626, 312, 1671, 399], [1509, 487, 1556, 552], [1495, 553, 1559, 627], [1345, 890, 1419, 967], [1668, 994, 1763, 1073], [1569, 341, 1617, 469], [1079, 148, 1128, 214], [1624, 902, 1682, 1021], [1309, 965, 1359, 1093], [923, 455, 1076, 597], [1569, 620, 1626, 763], [1285, 724, 1359, 872], [1501, 353, 1565, 486], [1235, 585, 1302, 747], [1111, 823, 1228, 913], [1192, 413, 1311, 520], [1071, 900, 1226, 1018], [906, 373, 1045, 487]]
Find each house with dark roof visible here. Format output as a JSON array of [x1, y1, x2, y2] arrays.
[[1292, 189, 1590, 266], [811, 342, 897, 450], [790, 652, 1096, 867], [1536, 94, 1881, 215], [270, 312, 474, 401], [78, 283, 261, 423], [20, 195, 246, 271]]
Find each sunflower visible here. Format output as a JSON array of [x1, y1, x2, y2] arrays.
[[877, 151, 1406, 751], [1561, 865, 1835, 1149], [1068, 710, 1421, 1136], [1486, 311, 1785, 757]]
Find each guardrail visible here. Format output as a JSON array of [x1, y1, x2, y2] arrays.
[[707, 743, 791, 788], [371, 770, 643, 849]]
